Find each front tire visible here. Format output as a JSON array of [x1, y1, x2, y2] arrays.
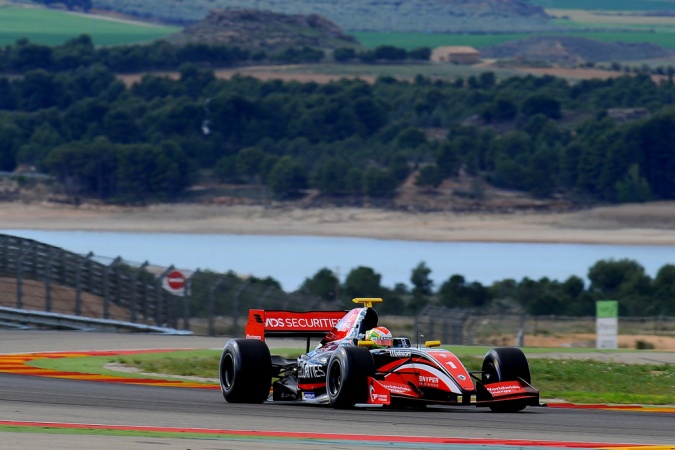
[[327, 346, 374, 409], [482, 347, 531, 413], [220, 338, 271, 403]]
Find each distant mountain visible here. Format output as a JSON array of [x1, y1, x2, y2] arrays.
[[163, 9, 359, 52], [89, 0, 553, 33], [481, 36, 674, 64]]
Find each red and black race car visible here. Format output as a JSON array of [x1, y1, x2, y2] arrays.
[[219, 298, 541, 411]]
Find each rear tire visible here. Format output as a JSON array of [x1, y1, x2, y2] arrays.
[[482, 347, 531, 413], [327, 346, 374, 409], [220, 338, 271, 403]]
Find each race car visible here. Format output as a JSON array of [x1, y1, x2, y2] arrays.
[[219, 298, 541, 411]]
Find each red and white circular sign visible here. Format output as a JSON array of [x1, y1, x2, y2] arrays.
[[165, 270, 187, 294]]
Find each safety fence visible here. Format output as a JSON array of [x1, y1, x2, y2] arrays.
[[414, 305, 675, 347], [0, 234, 336, 335]]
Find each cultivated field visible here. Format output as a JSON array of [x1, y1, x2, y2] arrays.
[[531, 0, 675, 12], [0, 6, 178, 46]]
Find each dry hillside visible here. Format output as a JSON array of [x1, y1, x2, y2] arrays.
[[482, 35, 673, 64], [163, 8, 360, 52]]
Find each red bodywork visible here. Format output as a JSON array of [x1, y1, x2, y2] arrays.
[[364, 347, 538, 406]]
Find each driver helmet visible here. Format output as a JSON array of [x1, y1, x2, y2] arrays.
[[365, 326, 393, 348]]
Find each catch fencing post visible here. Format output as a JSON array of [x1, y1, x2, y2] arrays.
[[103, 257, 122, 320], [131, 261, 149, 323], [183, 269, 200, 331], [208, 275, 226, 337], [44, 248, 60, 312], [258, 285, 274, 308], [414, 304, 432, 344], [465, 315, 475, 345], [231, 283, 249, 338], [453, 309, 472, 345], [516, 314, 526, 347], [156, 266, 174, 326], [16, 243, 35, 309], [75, 252, 94, 316]]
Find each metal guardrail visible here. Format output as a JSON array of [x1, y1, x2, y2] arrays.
[[0, 306, 192, 334]]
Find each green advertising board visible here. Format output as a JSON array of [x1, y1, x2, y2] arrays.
[[596, 300, 618, 318]]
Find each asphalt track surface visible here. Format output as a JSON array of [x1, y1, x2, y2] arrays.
[[0, 331, 674, 450]]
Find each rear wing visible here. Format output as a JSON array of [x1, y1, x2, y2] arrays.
[[245, 309, 346, 347]]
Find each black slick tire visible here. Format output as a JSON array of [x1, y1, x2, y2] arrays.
[[326, 346, 374, 409], [481, 347, 531, 413], [219, 338, 272, 403]]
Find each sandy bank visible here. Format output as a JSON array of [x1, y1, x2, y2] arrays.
[[1, 201, 675, 246]]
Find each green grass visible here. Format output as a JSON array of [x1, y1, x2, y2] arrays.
[[113, 349, 220, 378], [352, 32, 539, 50], [0, 6, 179, 46], [530, 0, 675, 11], [354, 29, 675, 50], [460, 355, 674, 405], [28, 349, 220, 382], [27, 347, 675, 405]]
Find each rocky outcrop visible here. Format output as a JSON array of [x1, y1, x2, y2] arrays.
[[164, 8, 359, 51]]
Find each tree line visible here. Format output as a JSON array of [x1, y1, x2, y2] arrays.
[[296, 258, 674, 317], [187, 258, 674, 318], [1, 36, 675, 204], [0, 35, 430, 74]]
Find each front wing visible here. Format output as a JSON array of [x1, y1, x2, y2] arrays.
[[365, 376, 540, 407]]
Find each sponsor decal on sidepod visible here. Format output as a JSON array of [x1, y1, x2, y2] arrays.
[[299, 364, 325, 379], [389, 350, 412, 357], [419, 375, 440, 388]]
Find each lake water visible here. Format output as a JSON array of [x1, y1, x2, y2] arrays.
[[3, 230, 675, 291]]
